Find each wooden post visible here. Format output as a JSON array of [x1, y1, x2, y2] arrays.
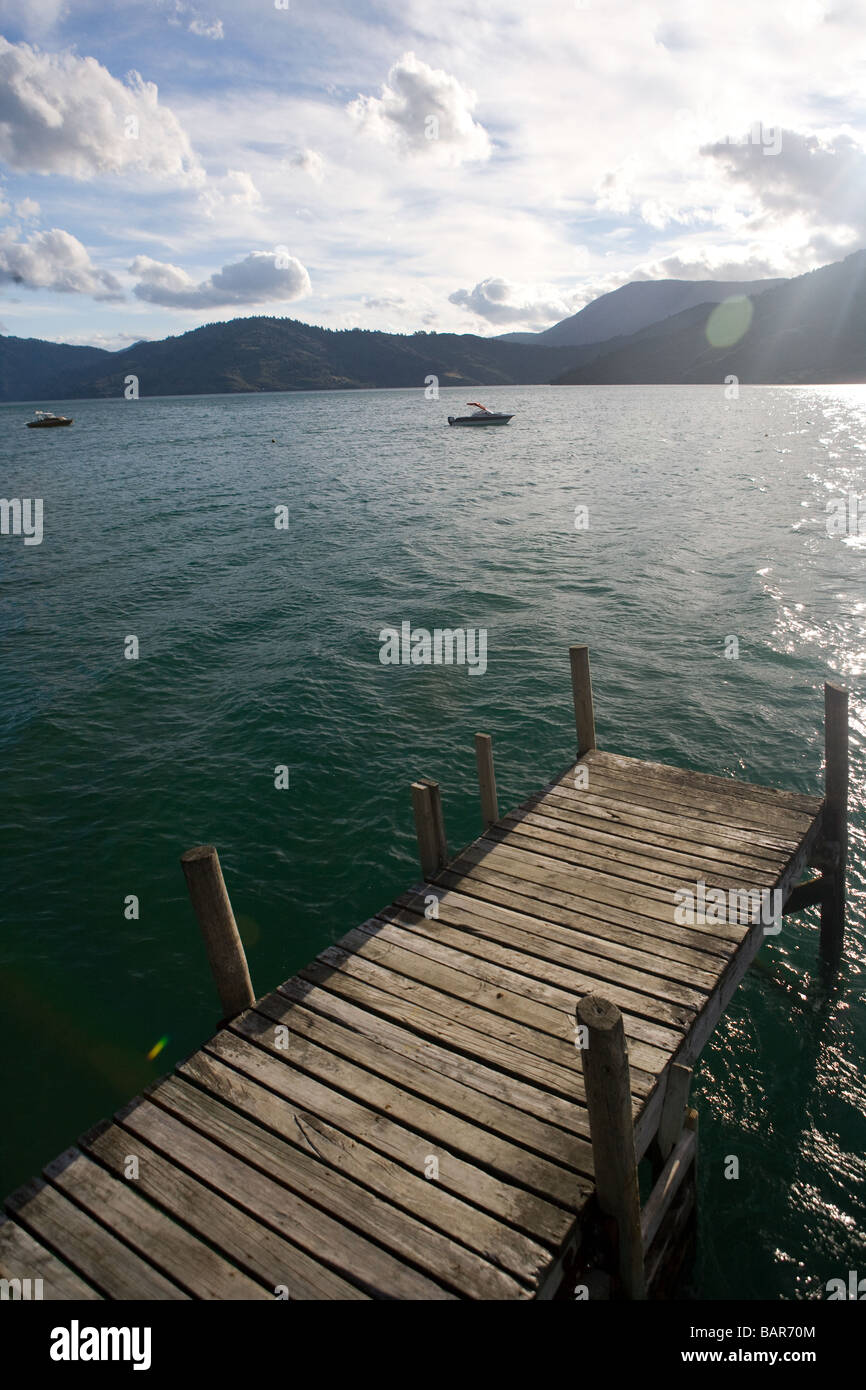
[[419, 777, 447, 868], [820, 682, 848, 967], [577, 994, 646, 1299], [181, 846, 254, 1019], [412, 781, 447, 878], [656, 1062, 693, 1160], [475, 733, 499, 828], [570, 645, 596, 758]]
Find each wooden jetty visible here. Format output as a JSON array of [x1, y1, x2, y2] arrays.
[[0, 648, 849, 1300]]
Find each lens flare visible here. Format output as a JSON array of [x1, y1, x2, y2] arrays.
[[706, 295, 753, 348], [146, 1035, 169, 1061]]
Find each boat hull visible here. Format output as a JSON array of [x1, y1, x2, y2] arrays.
[[27, 418, 73, 427], [447, 414, 513, 426]]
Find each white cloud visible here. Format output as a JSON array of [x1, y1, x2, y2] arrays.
[[629, 248, 796, 281], [0, 37, 203, 183], [131, 249, 312, 307], [449, 276, 574, 327], [701, 128, 866, 250], [44, 328, 149, 349], [199, 168, 262, 216], [14, 196, 41, 218], [188, 17, 224, 39], [0, 0, 66, 36], [347, 51, 491, 165], [0, 226, 123, 298], [290, 148, 325, 182]]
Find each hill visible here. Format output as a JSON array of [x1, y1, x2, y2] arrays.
[[553, 252, 866, 385], [500, 276, 786, 348], [0, 317, 587, 402]]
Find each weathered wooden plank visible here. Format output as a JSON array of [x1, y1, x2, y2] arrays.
[[360, 915, 691, 1050], [398, 888, 717, 998], [498, 811, 778, 889], [0, 1213, 102, 1300], [119, 1097, 453, 1300], [471, 837, 707, 916], [262, 981, 597, 1154], [420, 873, 731, 972], [522, 790, 787, 875], [570, 765, 819, 837], [384, 899, 706, 1015], [149, 1072, 522, 1300], [541, 782, 805, 858], [300, 943, 659, 1097], [44, 1147, 269, 1300], [83, 1122, 368, 1300], [476, 835, 784, 928], [5, 1177, 188, 1300], [290, 953, 669, 1162], [586, 750, 822, 816], [489, 821, 777, 903], [451, 842, 750, 940], [198, 1029, 561, 1278], [180, 1044, 547, 1292]]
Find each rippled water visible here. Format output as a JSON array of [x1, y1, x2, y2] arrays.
[[0, 383, 863, 1299]]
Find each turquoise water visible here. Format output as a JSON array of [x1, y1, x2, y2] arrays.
[[1, 383, 863, 1299]]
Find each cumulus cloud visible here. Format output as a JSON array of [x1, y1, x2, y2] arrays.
[[289, 148, 325, 182], [449, 276, 574, 326], [131, 249, 311, 308], [199, 168, 262, 216], [0, 226, 123, 298], [0, 37, 202, 183], [14, 197, 41, 219], [702, 128, 866, 233], [628, 249, 793, 281], [348, 52, 491, 165]]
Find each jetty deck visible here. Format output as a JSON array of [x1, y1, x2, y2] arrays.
[[0, 649, 848, 1301]]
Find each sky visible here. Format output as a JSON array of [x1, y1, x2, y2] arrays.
[[1, 0, 866, 348]]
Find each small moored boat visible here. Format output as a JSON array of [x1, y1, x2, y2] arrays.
[[448, 401, 513, 426], [27, 410, 73, 428]]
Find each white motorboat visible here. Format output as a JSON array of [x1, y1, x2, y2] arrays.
[[447, 401, 513, 426]]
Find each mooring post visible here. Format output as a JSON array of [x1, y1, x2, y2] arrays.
[[570, 644, 597, 758], [656, 1062, 693, 1161], [577, 994, 646, 1299], [181, 845, 254, 1019], [475, 733, 499, 829], [412, 780, 447, 878], [820, 681, 849, 967]]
